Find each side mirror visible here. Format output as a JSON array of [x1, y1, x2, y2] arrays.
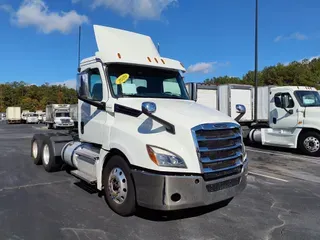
[[234, 104, 246, 122], [274, 96, 282, 108], [142, 102, 156, 115], [236, 104, 246, 114]]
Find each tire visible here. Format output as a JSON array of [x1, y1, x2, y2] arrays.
[[47, 123, 52, 129], [42, 138, 62, 172], [298, 131, 320, 157], [31, 135, 44, 165], [102, 155, 136, 216]]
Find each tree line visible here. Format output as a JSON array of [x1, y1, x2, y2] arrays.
[[204, 58, 320, 88], [0, 82, 77, 112]]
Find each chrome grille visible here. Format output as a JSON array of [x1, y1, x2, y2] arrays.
[[61, 119, 70, 123], [192, 123, 244, 181]]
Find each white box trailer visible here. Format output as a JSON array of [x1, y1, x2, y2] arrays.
[[185, 83, 218, 110], [6, 107, 21, 124], [218, 84, 254, 122], [196, 84, 218, 110], [70, 104, 78, 126], [46, 104, 74, 129]]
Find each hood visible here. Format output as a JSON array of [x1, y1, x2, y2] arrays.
[[116, 98, 238, 129]]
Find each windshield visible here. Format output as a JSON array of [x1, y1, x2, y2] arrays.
[[56, 112, 70, 117], [107, 64, 189, 100], [295, 91, 320, 107]]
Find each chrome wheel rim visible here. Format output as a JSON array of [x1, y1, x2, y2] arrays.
[[32, 141, 38, 159], [108, 167, 128, 204], [304, 136, 320, 153], [43, 144, 50, 165]]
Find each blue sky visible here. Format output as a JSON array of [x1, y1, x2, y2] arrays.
[[0, 0, 319, 87]]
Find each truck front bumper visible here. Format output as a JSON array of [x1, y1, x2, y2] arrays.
[[56, 123, 74, 127], [132, 160, 248, 211]]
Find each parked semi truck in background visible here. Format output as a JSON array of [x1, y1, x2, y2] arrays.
[[186, 83, 320, 156], [45, 104, 74, 129], [26, 112, 39, 124], [30, 25, 248, 216], [6, 107, 21, 124]]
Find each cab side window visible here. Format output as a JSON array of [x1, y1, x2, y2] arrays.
[[88, 69, 103, 101], [275, 92, 294, 108]]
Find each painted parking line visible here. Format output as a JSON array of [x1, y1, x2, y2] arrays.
[[246, 147, 318, 160], [249, 171, 289, 183]]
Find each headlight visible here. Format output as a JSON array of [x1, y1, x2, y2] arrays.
[[146, 145, 187, 168]]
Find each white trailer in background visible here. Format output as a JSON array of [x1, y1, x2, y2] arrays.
[[6, 107, 21, 124], [30, 25, 248, 217], [21, 110, 30, 123], [187, 82, 320, 156], [70, 104, 78, 127], [45, 104, 74, 129], [36, 110, 46, 123]]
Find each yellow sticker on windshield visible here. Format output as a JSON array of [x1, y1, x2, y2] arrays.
[[115, 73, 130, 85]]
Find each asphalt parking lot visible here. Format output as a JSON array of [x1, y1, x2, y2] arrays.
[[0, 123, 320, 240]]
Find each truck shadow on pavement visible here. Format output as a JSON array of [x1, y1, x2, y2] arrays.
[[134, 199, 232, 221]]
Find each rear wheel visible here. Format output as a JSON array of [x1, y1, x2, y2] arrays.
[[31, 136, 44, 165], [298, 131, 320, 157], [42, 138, 62, 172], [103, 155, 136, 216]]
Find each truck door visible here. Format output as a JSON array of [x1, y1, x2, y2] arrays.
[[269, 90, 298, 129], [77, 63, 108, 144]]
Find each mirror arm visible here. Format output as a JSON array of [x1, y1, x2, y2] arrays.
[[143, 111, 175, 134], [235, 113, 245, 122], [78, 95, 106, 110], [283, 108, 293, 114]]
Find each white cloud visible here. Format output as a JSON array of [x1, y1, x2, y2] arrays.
[[2, 0, 88, 34], [0, 4, 13, 13], [274, 32, 308, 42], [51, 79, 76, 89], [187, 62, 217, 74], [74, 0, 177, 20], [284, 55, 320, 66]]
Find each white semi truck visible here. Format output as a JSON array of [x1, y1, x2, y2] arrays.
[[6, 107, 21, 124], [45, 104, 74, 129], [30, 25, 248, 216], [186, 83, 320, 156], [26, 112, 39, 124]]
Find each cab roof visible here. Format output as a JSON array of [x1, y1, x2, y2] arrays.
[[270, 86, 317, 91], [80, 25, 186, 72]]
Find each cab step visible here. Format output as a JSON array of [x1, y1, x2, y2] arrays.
[[71, 170, 97, 185]]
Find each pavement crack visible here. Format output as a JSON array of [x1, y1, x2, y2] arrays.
[[264, 195, 289, 240], [0, 180, 70, 192]]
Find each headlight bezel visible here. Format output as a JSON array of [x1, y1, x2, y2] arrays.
[[146, 145, 187, 168]]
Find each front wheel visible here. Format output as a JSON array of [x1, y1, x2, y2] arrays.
[[298, 131, 320, 157], [102, 155, 136, 216]]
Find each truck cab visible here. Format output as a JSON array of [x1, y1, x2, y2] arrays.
[[31, 25, 248, 216], [263, 86, 320, 155], [26, 113, 39, 124]]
